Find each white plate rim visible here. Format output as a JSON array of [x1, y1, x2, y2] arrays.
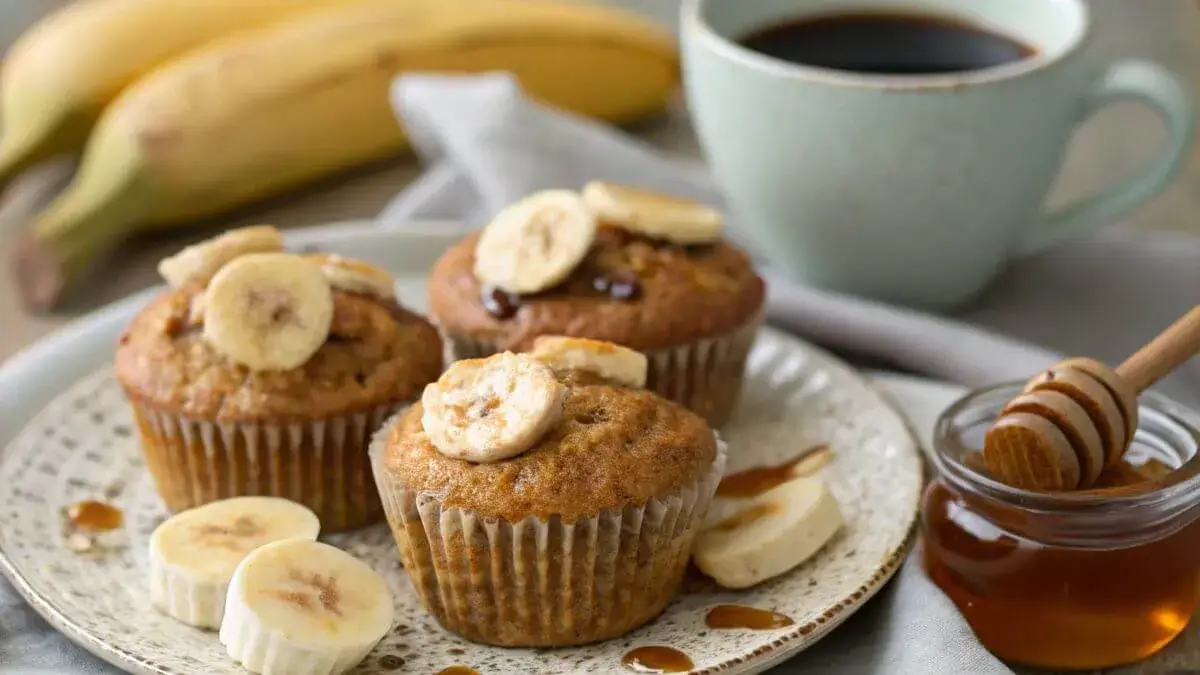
[[0, 221, 926, 675]]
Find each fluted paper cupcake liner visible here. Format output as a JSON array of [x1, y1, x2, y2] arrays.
[[370, 424, 727, 647], [444, 312, 762, 427], [127, 399, 403, 532]]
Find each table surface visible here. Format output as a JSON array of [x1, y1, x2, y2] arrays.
[[1, 2, 1200, 674]]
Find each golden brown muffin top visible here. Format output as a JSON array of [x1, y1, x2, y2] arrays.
[[115, 286, 443, 421], [428, 227, 765, 352], [381, 371, 718, 522]]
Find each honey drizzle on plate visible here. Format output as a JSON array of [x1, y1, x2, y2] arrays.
[[717, 444, 831, 498], [436, 666, 480, 675], [621, 646, 694, 673], [66, 500, 123, 531], [704, 604, 795, 630]]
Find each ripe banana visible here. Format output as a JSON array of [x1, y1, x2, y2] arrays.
[[0, 0, 348, 188], [14, 0, 678, 310]]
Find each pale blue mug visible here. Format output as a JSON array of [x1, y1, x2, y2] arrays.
[[682, 0, 1196, 309]]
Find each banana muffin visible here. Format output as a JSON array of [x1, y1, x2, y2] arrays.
[[115, 226, 443, 531], [371, 337, 726, 646], [427, 182, 764, 427]]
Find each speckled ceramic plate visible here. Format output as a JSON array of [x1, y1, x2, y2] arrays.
[[0, 222, 923, 675]]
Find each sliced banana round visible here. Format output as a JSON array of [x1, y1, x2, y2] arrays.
[[304, 253, 395, 301], [158, 225, 285, 289], [220, 539, 393, 675], [422, 352, 565, 463], [530, 335, 648, 388], [473, 190, 597, 294], [149, 497, 320, 629], [694, 476, 843, 589], [203, 253, 334, 371], [582, 181, 722, 245]]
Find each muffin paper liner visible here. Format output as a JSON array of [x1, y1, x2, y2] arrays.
[[370, 422, 727, 647], [127, 399, 404, 532], [444, 311, 762, 427]]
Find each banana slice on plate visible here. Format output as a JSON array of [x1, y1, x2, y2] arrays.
[[303, 253, 395, 301], [149, 497, 320, 629], [220, 539, 394, 675], [530, 335, 647, 388], [694, 476, 843, 589], [581, 181, 722, 245], [422, 352, 565, 463], [203, 253, 334, 371], [473, 190, 597, 294], [158, 225, 284, 288]]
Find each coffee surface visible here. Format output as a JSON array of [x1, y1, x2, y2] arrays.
[[739, 12, 1035, 75]]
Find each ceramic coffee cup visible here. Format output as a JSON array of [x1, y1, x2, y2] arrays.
[[682, 0, 1196, 309]]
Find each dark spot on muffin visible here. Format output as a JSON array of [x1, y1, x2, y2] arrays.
[[354, 371, 368, 387], [481, 286, 520, 319]]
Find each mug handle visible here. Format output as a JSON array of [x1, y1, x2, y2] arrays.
[[1016, 60, 1196, 256]]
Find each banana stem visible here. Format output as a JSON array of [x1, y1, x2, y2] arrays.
[[15, 173, 155, 310]]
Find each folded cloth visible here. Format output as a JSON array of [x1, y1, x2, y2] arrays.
[[378, 71, 1200, 674]]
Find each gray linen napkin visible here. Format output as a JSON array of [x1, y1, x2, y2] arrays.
[[378, 71, 1200, 674]]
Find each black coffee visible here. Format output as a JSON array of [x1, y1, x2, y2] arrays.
[[738, 13, 1035, 75]]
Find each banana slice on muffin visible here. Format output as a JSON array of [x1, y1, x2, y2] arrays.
[[220, 539, 393, 675], [582, 181, 722, 245], [304, 253, 396, 301], [473, 189, 598, 294], [149, 497, 320, 629], [530, 335, 648, 387], [694, 475, 843, 589], [203, 253, 335, 371], [158, 225, 285, 288], [421, 352, 567, 463]]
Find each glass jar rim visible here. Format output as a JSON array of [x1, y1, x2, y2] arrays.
[[934, 381, 1200, 514]]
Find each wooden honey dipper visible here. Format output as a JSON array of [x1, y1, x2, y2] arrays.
[[983, 305, 1200, 492]]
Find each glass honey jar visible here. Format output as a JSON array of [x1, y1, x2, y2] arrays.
[[922, 382, 1200, 670]]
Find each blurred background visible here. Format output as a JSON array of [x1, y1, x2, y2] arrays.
[[0, 0, 1197, 360]]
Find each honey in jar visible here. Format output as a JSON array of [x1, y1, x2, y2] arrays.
[[922, 383, 1200, 670]]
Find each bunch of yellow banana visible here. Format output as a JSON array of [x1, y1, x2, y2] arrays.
[[6, 0, 679, 309], [0, 0, 351, 185]]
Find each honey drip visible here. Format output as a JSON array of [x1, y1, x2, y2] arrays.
[[436, 667, 480, 675], [66, 500, 123, 532], [621, 646, 694, 673], [705, 604, 795, 630], [717, 445, 831, 498]]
